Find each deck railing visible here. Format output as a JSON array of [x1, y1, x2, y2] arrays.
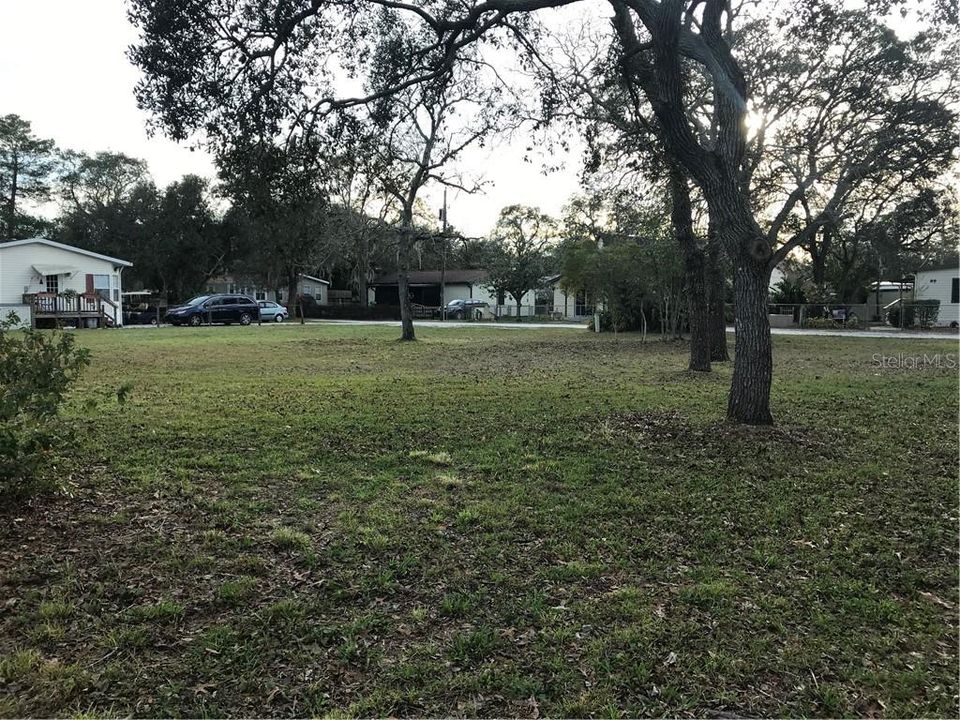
[[22, 292, 117, 326]]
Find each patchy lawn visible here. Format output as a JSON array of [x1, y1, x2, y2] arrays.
[[1, 325, 957, 718]]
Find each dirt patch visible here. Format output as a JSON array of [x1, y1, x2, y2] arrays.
[[603, 410, 838, 455]]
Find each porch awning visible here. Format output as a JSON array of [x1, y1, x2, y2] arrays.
[[32, 264, 78, 277]]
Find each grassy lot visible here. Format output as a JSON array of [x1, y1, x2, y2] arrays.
[[1, 325, 957, 717]]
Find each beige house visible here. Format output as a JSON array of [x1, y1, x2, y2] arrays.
[[205, 273, 330, 305]]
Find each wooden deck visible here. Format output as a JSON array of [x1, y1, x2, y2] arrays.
[[23, 293, 118, 328]]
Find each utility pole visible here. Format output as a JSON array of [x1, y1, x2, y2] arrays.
[[440, 189, 448, 321]]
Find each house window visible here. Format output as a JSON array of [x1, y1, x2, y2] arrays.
[[45, 275, 59, 294], [952, 278, 959, 304], [93, 274, 119, 302], [255, 290, 266, 301]]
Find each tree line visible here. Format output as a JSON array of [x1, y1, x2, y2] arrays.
[[1, 112, 699, 323]]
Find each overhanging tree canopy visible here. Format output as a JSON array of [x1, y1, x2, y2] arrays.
[[128, 0, 959, 424]]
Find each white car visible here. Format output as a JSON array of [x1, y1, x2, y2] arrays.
[[258, 301, 289, 322]]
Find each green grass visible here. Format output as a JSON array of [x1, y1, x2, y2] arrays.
[[0, 324, 957, 717]]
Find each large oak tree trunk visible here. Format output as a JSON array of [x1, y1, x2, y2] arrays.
[[707, 188, 774, 424], [610, 0, 772, 423], [727, 259, 774, 425], [397, 230, 416, 341], [707, 227, 729, 362]]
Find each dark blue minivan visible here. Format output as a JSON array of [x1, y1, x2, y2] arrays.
[[164, 294, 260, 326]]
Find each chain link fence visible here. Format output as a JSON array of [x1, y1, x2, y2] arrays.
[[766, 300, 952, 329]]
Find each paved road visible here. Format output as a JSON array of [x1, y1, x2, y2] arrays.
[[304, 319, 586, 330], [118, 319, 586, 330], [756, 326, 957, 340], [121, 319, 957, 339], [309, 320, 956, 339]]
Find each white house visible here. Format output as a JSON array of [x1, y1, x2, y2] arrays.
[[367, 270, 594, 320], [206, 273, 330, 305], [0, 238, 132, 328], [368, 270, 492, 309], [913, 258, 960, 327], [540, 274, 596, 320]]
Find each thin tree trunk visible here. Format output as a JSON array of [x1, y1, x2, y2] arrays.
[[357, 230, 369, 306], [397, 228, 415, 341], [669, 166, 710, 371], [707, 225, 729, 362], [680, 254, 710, 369], [6, 156, 18, 239], [286, 274, 298, 319]]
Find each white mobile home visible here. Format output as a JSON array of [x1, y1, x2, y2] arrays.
[[913, 258, 960, 327], [0, 238, 132, 328]]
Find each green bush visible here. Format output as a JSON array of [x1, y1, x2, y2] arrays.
[[0, 312, 91, 497], [802, 317, 836, 329], [891, 301, 940, 328], [886, 304, 915, 328], [801, 315, 860, 330]]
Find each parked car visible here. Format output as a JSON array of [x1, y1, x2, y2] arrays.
[[165, 294, 260, 326], [444, 298, 490, 320], [123, 304, 166, 325], [258, 300, 288, 322]]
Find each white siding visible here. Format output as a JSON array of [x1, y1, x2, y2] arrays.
[[914, 267, 960, 327], [442, 282, 498, 306], [0, 304, 31, 328], [0, 242, 126, 325], [298, 278, 328, 304]]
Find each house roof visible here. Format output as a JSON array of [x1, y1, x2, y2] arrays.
[[370, 269, 489, 286], [209, 272, 331, 286], [0, 238, 133, 267], [299, 274, 331, 285]]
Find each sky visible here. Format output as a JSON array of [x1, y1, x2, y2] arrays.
[[0, 0, 585, 237]]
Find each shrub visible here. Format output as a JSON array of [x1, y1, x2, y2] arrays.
[[801, 317, 836, 329], [0, 312, 91, 497], [770, 278, 807, 305], [915, 300, 940, 328], [801, 316, 858, 330]]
